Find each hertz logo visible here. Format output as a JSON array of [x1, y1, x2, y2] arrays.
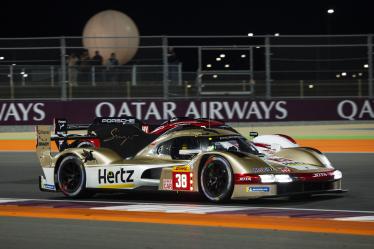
[[98, 168, 134, 184]]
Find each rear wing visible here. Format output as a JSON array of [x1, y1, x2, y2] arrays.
[[54, 118, 89, 135], [43, 117, 159, 159], [53, 117, 148, 135]]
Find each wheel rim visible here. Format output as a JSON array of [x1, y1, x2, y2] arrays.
[[59, 162, 82, 194], [202, 159, 230, 199]]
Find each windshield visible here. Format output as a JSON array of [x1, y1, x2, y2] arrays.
[[206, 137, 259, 155]]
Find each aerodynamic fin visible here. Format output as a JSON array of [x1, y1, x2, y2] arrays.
[[35, 125, 52, 167]]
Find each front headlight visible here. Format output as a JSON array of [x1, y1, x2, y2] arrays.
[[259, 174, 293, 183], [274, 174, 293, 183], [259, 174, 275, 183], [333, 170, 342, 180]]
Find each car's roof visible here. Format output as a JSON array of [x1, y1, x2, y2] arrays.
[[161, 126, 241, 139]]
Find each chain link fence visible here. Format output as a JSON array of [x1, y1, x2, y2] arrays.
[[0, 35, 372, 99]]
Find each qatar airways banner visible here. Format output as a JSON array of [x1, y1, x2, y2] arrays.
[[0, 99, 373, 125]]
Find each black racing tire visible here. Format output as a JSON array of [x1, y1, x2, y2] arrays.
[[199, 155, 234, 203], [57, 155, 92, 198]]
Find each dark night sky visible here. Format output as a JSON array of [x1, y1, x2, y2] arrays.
[[0, 0, 373, 37]]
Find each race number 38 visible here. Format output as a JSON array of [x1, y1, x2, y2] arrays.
[[172, 172, 192, 191]]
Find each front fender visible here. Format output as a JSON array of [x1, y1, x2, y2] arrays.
[[274, 147, 333, 168], [192, 151, 272, 177]]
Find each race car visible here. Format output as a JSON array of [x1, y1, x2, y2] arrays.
[[51, 117, 299, 155], [36, 121, 345, 202]]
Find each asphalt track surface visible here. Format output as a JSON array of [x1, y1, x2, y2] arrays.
[[0, 152, 374, 249]]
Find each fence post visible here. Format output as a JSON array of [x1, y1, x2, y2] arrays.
[[91, 66, 96, 86], [265, 36, 271, 99], [131, 64, 137, 86], [21, 68, 26, 86], [60, 36, 67, 100], [51, 66, 55, 87], [249, 46, 254, 82], [126, 81, 131, 98], [299, 80, 304, 98], [197, 46, 202, 95], [162, 36, 169, 99], [249, 46, 255, 94], [9, 65, 14, 99], [368, 34, 373, 98], [178, 62, 182, 86]]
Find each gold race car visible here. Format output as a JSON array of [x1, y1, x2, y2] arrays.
[[36, 120, 345, 203]]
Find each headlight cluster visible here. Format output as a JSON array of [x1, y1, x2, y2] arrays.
[[259, 174, 293, 183], [333, 170, 342, 180]]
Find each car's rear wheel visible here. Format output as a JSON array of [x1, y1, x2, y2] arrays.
[[199, 155, 234, 203], [57, 156, 92, 198]]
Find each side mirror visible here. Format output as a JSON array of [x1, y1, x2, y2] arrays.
[[179, 149, 202, 155], [249, 131, 258, 138]]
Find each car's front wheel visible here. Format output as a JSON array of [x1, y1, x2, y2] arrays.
[[199, 155, 234, 203], [57, 155, 92, 198]]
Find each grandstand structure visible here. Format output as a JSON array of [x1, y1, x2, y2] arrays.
[[0, 34, 372, 99]]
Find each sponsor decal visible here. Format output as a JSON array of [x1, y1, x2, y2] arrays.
[[98, 168, 134, 184], [163, 179, 173, 190], [218, 135, 242, 140], [42, 183, 56, 191], [247, 186, 270, 192], [280, 167, 292, 173], [172, 165, 190, 172], [337, 100, 374, 121], [103, 128, 139, 146], [172, 172, 193, 191], [313, 172, 328, 177], [37, 142, 49, 147], [252, 167, 274, 173], [37, 130, 50, 135], [141, 125, 149, 133], [95, 101, 288, 121], [99, 183, 135, 189], [37, 136, 49, 147], [239, 176, 252, 182], [268, 156, 294, 164], [283, 162, 310, 167], [100, 118, 136, 124], [0, 102, 45, 122], [286, 165, 320, 170], [2, 99, 374, 125]]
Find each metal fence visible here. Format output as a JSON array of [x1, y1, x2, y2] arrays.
[[0, 35, 372, 99]]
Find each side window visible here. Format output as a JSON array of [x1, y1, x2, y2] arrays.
[[170, 137, 200, 160], [156, 140, 172, 156]]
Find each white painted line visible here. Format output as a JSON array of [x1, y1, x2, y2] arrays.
[[92, 204, 251, 214], [334, 216, 374, 222], [325, 152, 374, 154], [0, 198, 33, 204], [0, 198, 373, 214]]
